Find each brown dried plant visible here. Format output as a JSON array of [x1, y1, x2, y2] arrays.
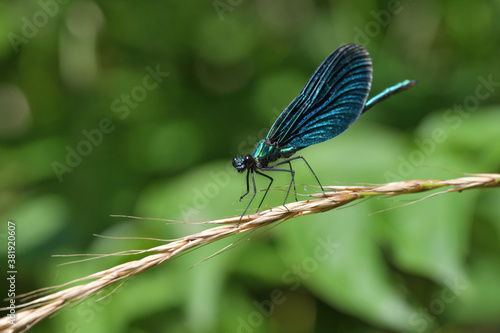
[[1, 173, 499, 332]]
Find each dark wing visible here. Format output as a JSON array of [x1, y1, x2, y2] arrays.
[[267, 44, 372, 151]]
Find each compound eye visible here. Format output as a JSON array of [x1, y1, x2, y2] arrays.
[[232, 156, 246, 172], [232, 157, 239, 168]]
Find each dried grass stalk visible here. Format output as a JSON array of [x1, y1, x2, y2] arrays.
[[1, 173, 499, 332]]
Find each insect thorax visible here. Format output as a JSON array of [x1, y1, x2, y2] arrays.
[[252, 139, 294, 168]]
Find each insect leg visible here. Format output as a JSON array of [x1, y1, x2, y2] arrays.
[[239, 169, 251, 201], [259, 167, 295, 210], [286, 161, 298, 201], [239, 169, 259, 225], [254, 169, 274, 212], [270, 156, 324, 191]]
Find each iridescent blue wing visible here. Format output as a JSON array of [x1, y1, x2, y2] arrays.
[[267, 44, 372, 151]]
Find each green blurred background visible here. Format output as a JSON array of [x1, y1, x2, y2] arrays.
[[1, 0, 500, 332]]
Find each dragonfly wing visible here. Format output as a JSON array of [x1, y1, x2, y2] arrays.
[[267, 44, 373, 151]]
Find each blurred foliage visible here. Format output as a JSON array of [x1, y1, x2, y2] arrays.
[[1, 0, 500, 332]]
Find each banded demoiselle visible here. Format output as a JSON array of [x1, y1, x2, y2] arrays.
[[233, 44, 416, 222]]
